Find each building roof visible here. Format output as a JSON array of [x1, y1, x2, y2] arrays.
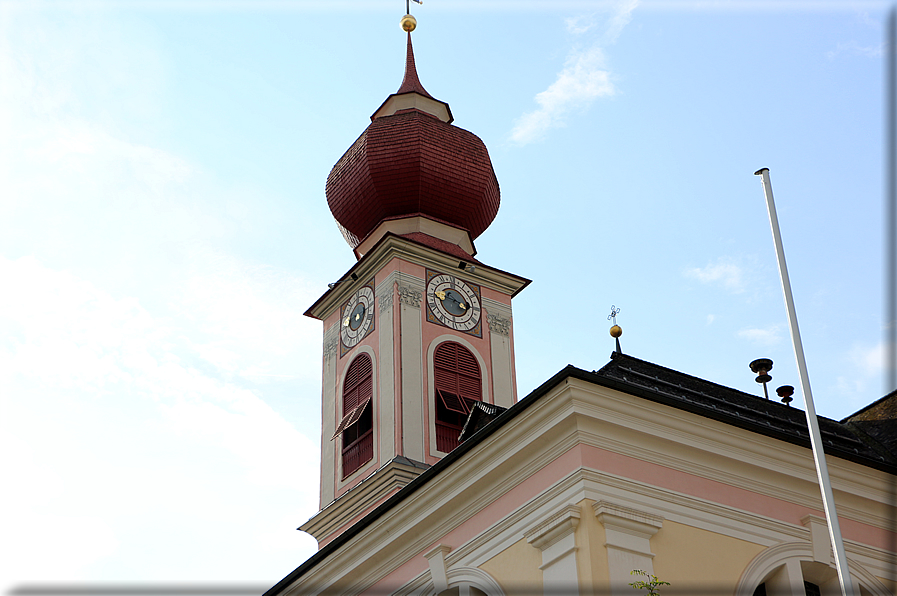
[[325, 34, 499, 253], [595, 352, 896, 469], [265, 352, 897, 596]]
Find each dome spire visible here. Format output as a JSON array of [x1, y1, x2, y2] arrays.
[[369, 16, 453, 123], [396, 32, 433, 98]]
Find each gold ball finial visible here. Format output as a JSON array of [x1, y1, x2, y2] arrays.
[[401, 14, 417, 32], [610, 325, 622, 338]]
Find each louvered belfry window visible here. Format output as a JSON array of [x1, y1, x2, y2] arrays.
[[434, 342, 482, 452], [335, 354, 373, 478]]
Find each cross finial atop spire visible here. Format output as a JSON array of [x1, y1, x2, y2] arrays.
[[608, 305, 623, 354]]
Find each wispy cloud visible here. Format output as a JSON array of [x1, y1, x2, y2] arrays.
[[684, 258, 746, 293], [738, 325, 782, 346], [826, 40, 884, 59], [511, 0, 638, 145]]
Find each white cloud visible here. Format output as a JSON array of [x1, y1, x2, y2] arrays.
[[511, 47, 615, 144], [685, 259, 746, 293], [848, 341, 887, 377], [565, 14, 597, 35], [738, 325, 782, 346], [826, 40, 884, 59], [511, 0, 638, 145], [706, 314, 716, 325], [0, 255, 319, 586]]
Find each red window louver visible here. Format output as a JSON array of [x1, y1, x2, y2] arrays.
[[337, 354, 374, 477], [433, 342, 482, 453]]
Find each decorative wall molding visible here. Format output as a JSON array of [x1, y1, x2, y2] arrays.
[[398, 284, 422, 308], [524, 504, 581, 551], [593, 500, 664, 535], [424, 544, 452, 593], [323, 336, 339, 362], [378, 289, 394, 313], [487, 313, 511, 337]]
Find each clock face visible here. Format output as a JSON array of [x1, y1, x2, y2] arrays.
[[426, 271, 482, 337], [340, 285, 375, 354]]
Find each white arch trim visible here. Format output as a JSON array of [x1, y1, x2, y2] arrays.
[[735, 542, 891, 596], [418, 566, 506, 596]]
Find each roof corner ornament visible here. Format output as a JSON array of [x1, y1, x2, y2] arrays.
[[608, 305, 622, 354]]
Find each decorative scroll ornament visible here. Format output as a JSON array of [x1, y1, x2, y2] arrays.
[[323, 336, 339, 362], [398, 284, 422, 308], [378, 290, 394, 313], [487, 313, 511, 337]]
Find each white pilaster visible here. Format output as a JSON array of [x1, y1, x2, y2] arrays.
[[398, 277, 425, 461], [525, 504, 582, 596], [484, 297, 514, 408], [320, 323, 338, 507], [593, 501, 663, 596], [377, 279, 397, 463]]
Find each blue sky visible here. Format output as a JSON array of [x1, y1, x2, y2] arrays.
[[0, 0, 891, 591]]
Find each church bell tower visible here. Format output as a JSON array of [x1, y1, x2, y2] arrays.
[[301, 16, 529, 548]]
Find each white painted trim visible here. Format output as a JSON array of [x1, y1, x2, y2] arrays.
[[372, 92, 452, 123], [735, 542, 893, 596], [424, 544, 451, 593], [355, 216, 475, 258]]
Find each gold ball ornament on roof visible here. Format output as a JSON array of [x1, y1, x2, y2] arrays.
[[401, 14, 417, 32], [609, 325, 622, 338]]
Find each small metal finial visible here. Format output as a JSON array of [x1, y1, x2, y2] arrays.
[[608, 305, 622, 354], [749, 358, 774, 399], [402, 0, 423, 31], [776, 385, 795, 407]]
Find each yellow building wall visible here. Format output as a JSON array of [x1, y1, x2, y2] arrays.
[[479, 536, 543, 594], [651, 519, 765, 591], [576, 498, 610, 592]]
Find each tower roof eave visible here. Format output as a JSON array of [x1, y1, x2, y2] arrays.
[[370, 92, 453, 123]]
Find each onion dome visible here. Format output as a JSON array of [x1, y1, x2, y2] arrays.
[[326, 32, 500, 259]]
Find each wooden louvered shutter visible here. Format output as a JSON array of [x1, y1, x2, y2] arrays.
[[339, 353, 374, 476], [434, 342, 482, 452], [332, 354, 373, 440]]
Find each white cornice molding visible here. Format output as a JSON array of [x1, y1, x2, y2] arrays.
[[354, 215, 475, 258], [300, 459, 428, 542], [563, 380, 896, 526], [306, 235, 528, 320]]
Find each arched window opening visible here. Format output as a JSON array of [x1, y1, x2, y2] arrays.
[[752, 582, 821, 596], [434, 342, 482, 452], [334, 354, 373, 477]]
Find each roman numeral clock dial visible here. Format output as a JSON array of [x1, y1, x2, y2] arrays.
[[340, 284, 375, 356], [425, 270, 482, 338]]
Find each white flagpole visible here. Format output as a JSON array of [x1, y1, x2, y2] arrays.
[[755, 168, 854, 596]]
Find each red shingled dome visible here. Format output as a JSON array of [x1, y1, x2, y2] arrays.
[[325, 34, 500, 251]]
